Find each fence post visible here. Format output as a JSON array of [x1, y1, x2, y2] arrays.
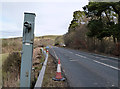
[[20, 12, 36, 88]]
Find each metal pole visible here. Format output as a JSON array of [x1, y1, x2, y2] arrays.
[[20, 12, 36, 88]]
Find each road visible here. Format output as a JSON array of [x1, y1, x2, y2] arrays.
[[49, 46, 120, 87]]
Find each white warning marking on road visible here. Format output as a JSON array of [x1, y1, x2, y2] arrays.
[[75, 54, 87, 58], [95, 57, 100, 59], [76, 54, 81, 57], [100, 58, 108, 60], [70, 60, 77, 61], [95, 57, 118, 63], [69, 51, 73, 54], [93, 60, 120, 71], [83, 56, 87, 58], [110, 57, 119, 60], [112, 85, 115, 87], [95, 57, 108, 60]]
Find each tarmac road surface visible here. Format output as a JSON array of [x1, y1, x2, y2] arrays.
[[49, 46, 120, 88]]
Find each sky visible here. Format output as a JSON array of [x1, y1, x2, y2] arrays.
[[0, 0, 88, 38]]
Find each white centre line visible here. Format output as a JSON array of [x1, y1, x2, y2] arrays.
[[83, 56, 87, 58], [100, 58, 108, 60], [95, 57, 100, 59], [93, 60, 120, 71], [75, 54, 87, 58], [75, 54, 80, 56], [69, 51, 73, 54], [70, 60, 78, 61], [95, 56, 118, 64]]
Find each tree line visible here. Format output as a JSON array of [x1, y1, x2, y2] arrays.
[[64, 2, 120, 56]]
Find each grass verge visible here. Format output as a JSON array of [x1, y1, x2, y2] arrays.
[[0, 53, 9, 88], [2, 52, 21, 87], [42, 54, 68, 87]]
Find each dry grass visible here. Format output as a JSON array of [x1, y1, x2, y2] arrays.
[[0, 53, 9, 88], [2, 37, 22, 53], [36, 35, 62, 40], [42, 54, 68, 87], [1, 35, 62, 87], [2, 52, 21, 87], [32, 47, 45, 81], [1, 35, 61, 53]]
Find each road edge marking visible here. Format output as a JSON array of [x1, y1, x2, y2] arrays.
[[51, 46, 58, 59], [93, 60, 120, 71]]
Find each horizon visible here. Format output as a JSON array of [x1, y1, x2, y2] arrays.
[[0, 34, 63, 39], [0, 1, 88, 38]]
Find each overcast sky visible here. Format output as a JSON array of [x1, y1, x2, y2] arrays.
[[0, 0, 88, 38]]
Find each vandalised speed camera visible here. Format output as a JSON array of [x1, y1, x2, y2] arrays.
[[24, 21, 31, 32]]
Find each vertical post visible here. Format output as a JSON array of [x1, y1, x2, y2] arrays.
[[20, 12, 36, 88]]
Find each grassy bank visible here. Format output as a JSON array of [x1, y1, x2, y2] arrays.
[[42, 54, 68, 87], [2, 52, 21, 87], [0, 53, 9, 88], [1, 35, 62, 87], [1, 35, 61, 54]]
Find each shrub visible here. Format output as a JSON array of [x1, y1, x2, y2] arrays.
[[2, 52, 21, 87]]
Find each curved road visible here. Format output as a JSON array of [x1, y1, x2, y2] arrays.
[[49, 46, 120, 88]]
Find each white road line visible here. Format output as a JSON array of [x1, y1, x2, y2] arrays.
[[83, 56, 87, 58], [75, 54, 80, 56], [93, 60, 120, 71], [110, 57, 119, 60], [93, 53, 119, 60], [69, 51, 73, 54], [100, 58, 108, 60], [75, 54, 87, 58], [70, 60, 77, 61], [51, 47, 58, 59], [95, 56, 118, 63], [95, 57, 100, 59], [75, 54, 83, 57]]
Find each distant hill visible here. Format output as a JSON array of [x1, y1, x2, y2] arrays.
[[35, 35, 62, 40], [1, 35, 63, 53]]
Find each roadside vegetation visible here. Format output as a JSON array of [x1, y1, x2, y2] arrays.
[[54, 36, 64, 46], [1, 35, 60, 87], [2, 48, 45, 87], [2, 52, 21, 87], [31, 47, 45, 88], [0, 53, 9, 88], [2, 37, 22, 53], [64, 2, 120, 57], [42, 54, 68, 87], [2, 35, 59, 53]]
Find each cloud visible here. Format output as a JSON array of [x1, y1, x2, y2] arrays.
[[0, 0, 88, 3], [0, 21, 22, 38], [1, 1, 88, 38]]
